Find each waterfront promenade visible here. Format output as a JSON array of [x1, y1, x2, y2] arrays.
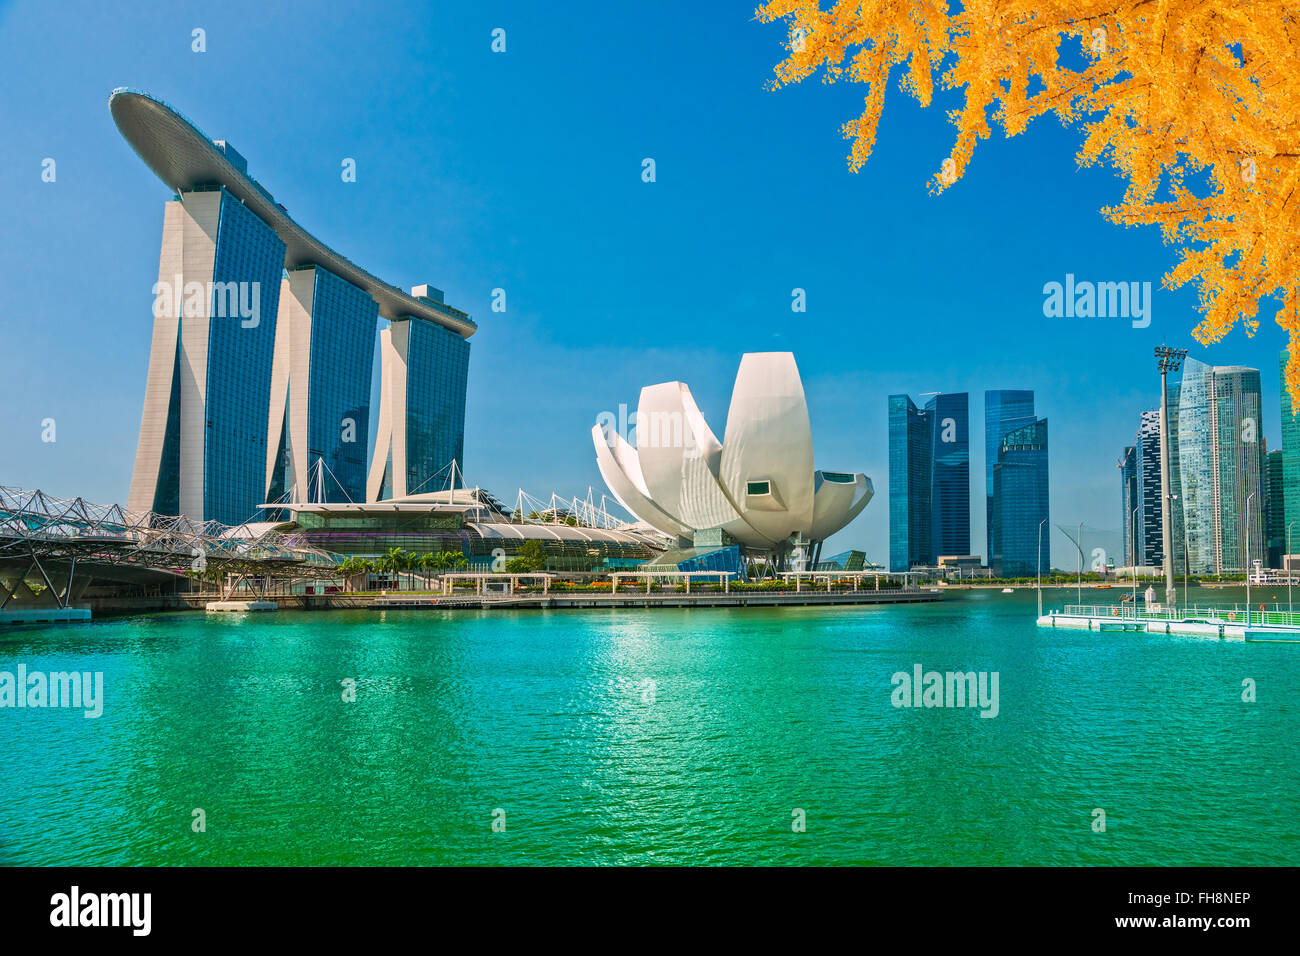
[[186, 587, 942, 612]]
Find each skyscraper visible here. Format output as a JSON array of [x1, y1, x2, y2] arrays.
[[266, 266, 378, 506], [984, 390, 1036, 563], [1165, 379, 1186, 577], [926, 392, 971, 559], [888, 392, 970, 571], [1214, 365, 1265, 573], [1120, 444, 1137, 565], [1119, 410, 1174, 569], [991, 417, 1049, 576], [888, 395, 932, 571], [112, 89, 476, 524], [128, 186, 286, 525], [1266, 447, 1285, 568], [367, 301, 472, 501], [1281, 350, 1300, 563], [1173, 358, 1264, 574], [1134, 410, 1164, 567]]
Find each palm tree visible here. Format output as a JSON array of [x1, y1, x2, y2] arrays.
[[337, 557, 364, 590], [414, 552, 432, 590], [382, 547, 405, 589]]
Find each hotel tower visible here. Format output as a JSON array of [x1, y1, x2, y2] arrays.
[[110, 89, 476, 525]]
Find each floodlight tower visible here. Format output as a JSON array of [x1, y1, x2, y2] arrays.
[[1155, 346, 1188, 607]]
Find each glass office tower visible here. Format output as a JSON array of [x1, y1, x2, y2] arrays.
[[1174, 358, 1264, 574], [1120, 445, 1137, 566], [1176, 358, 1217, 573], [1266, 448, 1285, 568], [1214, 365, 1264, 573], [1281, 350, 1300, 562], [926, 392, 971, 559], [1166, 381, 1186, 576], [1134, 409, 1164, 567], [984, 389, 1036, 563], [266, 266, 378, 506], [888, 395, 932, 572], [129, 187, 285, 526], [991, 418, 1049, 577], [888, 392, 970, 571]]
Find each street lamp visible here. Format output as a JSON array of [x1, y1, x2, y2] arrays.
[[1037, 517, 1048, 617], [1155, 346, 1188, 607]]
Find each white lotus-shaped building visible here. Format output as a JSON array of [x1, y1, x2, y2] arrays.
[[591, 353, 872, 567]]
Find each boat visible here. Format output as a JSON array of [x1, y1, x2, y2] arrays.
[[1001, 587, 1014, 593]]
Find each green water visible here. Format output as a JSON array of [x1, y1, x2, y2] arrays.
[[1, 589, 1296, 866]]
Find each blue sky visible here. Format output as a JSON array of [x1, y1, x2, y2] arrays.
[[0, 0, 1287, 567]]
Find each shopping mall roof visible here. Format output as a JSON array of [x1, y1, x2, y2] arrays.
[[467, 522, 656, 546]]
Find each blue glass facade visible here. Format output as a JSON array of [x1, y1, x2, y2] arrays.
[[307, 268, 376, 502], [151, 343, 184, 517], [984, 389, 1036, 562], [888, 395, 931, 571], [1120, 445, 1137, 565], [1266, 448, 1285, 568], [403, 318, 471, 496], [202, 189, 285, 526], [676, 545, 742, 577], [1176, 359, 1216, 573], [889, 392, 969, 571], [926, 392, 970, 558], [991, 418, 1049, 577]]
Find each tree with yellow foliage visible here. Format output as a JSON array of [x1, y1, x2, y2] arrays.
[[757, 1, 1300, 401]]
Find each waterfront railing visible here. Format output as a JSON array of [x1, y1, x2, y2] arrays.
[[1056, 604, 1300, 627]]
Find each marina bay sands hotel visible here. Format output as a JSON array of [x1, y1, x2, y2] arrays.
[[110, 89, 475, 526]]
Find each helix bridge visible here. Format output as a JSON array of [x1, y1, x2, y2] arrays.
[[0, 485, 340, 613]]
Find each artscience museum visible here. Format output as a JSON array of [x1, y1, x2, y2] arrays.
[[591, 353, 872, 572]]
